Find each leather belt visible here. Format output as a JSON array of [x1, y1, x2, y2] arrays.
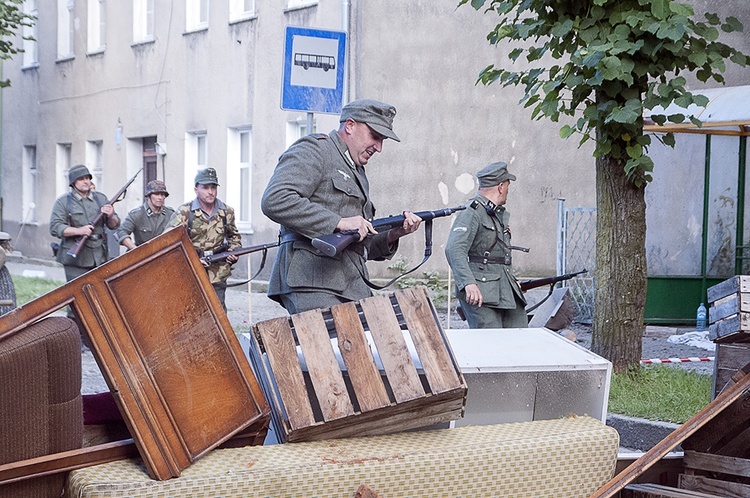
[[469, 254, 511, 265]]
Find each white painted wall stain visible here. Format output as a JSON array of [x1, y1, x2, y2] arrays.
[[455, 173, 475, 195]]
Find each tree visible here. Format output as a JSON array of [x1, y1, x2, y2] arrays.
[[0, 0, 35, 87], [459, 0, 747, 371]]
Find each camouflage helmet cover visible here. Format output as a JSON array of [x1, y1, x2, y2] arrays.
[[145, 180, 169, 197], [68, 164, 93, 186]]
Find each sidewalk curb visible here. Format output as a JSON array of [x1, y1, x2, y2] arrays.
[[607, 413, 680, 452]]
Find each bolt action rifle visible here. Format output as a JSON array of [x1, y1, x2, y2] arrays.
[[66, 168, 143, 258], [200, 241, 281, 266], [519, 269, 588, 292], [311, 206, 467, 258]]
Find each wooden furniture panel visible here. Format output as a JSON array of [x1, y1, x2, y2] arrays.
[[0, 228, 269, 481]]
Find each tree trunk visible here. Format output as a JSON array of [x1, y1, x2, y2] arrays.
[[592, 151, 647, 372]]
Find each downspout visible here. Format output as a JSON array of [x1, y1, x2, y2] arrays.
[[341, 0, 350, 103], [700, 134, 711, 302]]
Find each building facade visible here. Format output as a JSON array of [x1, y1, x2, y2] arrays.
[[2, 0, 749, 282]]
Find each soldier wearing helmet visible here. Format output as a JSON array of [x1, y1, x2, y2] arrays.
[[168, 168, 241, 310], [49, 164, 121, 280], [115, 180, 175, 251]]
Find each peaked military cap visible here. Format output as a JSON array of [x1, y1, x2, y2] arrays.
[[194, 167, 220, 186], [477, 161, 516, 188], [68, 164, 93, 186], [145, 180, 169, 197], [340, 99, 400, 142]]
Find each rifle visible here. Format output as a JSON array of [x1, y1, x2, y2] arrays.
[[311, 206, 467, 258], [66, 168, 143, 258], [519, 269, 588, 292], [200, 241, 281, 266]]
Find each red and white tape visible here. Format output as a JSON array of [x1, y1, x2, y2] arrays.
[[640, 356, 714, 365]]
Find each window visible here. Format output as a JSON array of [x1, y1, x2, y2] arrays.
[[57, 0, 74, 59], [184, 131, 208, 195], [229, 0, 254, 22], [286, 0, 316, 9], [87, 0, 106, 52], [22, 0, 38, 67], [227, 127, 252, 231], [56, 143, 72, 196], [186, 0, 209, 32], [22, 146, 38, 223], [285, 118, 315, 148], [86, 140, 104, 189], [133, 0, 154, 43]]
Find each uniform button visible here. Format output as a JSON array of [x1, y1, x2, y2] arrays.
[[481, 277, 486, 282]]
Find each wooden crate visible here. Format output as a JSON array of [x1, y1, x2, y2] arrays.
[[712, 342, 750, 398], [707, 276, 750, 343], [249, 286, 467, 443]]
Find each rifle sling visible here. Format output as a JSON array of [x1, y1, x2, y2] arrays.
[[360, 219, 434, 291], [225, 247, 272, 288]]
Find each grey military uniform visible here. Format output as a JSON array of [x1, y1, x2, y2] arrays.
[[115, 202, 175, 247], [261, 130, 397, 310], [445, 194, 527, 328], [49, 190, 119, 279]]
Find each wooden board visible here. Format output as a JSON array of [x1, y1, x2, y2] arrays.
[[707, 276, 750, 304], [0, 228, 269, 480]]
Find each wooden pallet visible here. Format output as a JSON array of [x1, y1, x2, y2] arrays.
[[249, 286, 467, 443], [707, 276, 750, 343]]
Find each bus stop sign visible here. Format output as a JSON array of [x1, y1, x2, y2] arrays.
[[281, 26, 347, 114]]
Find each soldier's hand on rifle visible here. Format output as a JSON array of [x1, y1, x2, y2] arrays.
[[464, 283, 484, 307], [386, 211, 422, 244], [336, 216, 376, 241], [226, 254, 239, 264]]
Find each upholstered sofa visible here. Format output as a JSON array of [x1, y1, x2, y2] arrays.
[[0, 316, 83, 498], [66, 416, 619, 498]]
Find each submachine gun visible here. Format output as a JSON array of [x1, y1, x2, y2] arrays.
[[311, 206, 466, 257], [67, 168, 143, 258], [311, 205, 466, 290]]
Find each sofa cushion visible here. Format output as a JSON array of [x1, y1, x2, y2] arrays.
[[0, 316, 83, 497], [66, 416, 618, 498]]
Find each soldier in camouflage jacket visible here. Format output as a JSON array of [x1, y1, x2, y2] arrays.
[[169, 168, 241, 310]]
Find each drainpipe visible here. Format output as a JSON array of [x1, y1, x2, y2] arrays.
[[341, 0, 350, 103]]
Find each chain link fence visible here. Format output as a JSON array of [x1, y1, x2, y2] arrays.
[[557, 199, 596, 324]]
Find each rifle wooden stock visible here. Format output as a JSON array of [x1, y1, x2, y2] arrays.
[[519, 269, 587, 292], [311, 205, 467, 258], [66, 168, 143, 258], [200, 241, 280, 266]]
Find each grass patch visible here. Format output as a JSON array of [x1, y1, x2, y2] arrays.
[[11, 275, 64, 306], [608, 365, 712, 424]]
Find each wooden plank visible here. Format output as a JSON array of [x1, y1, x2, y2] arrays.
[[707, 276, 750, 303], [292, 309, 354, 422], [396, 286, 461, 394], [683, 451, 750, 478], [359, 294, 424, 403], [623, 483, 723, 497], [589, 365, 750, 498], [331, 301, 391, 412], [683, 389, 750, 453], [709, 313, 750, 342], [0, 440, 138, 486], [256, 316, 316, 430], [0, 228, 270, 481], [680, 474, 750, 498], [709, 295, 739, 323]]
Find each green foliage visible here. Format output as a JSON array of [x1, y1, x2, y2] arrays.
[[0, 0, 36, 87], [608, 364, 712, 424], [459, 0, 747, 187], [11, 275, 63, 306], [387, 258, 451, 304]]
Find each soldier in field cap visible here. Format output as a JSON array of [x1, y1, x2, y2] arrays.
[[445, 161, 528, 329], [261, 98, 423, 314], [169, 168, 241, 310], [115, 180, 175, 251]]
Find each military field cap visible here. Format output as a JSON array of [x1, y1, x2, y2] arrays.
[[477, 161, 516, 188], [145, 180, 169, 197], [340, 98, 400, 142], [68, 164, 93, 186], [194, 167, 220, 186]]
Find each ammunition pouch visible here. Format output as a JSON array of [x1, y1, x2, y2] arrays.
[[50, 242, 60, 257]]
